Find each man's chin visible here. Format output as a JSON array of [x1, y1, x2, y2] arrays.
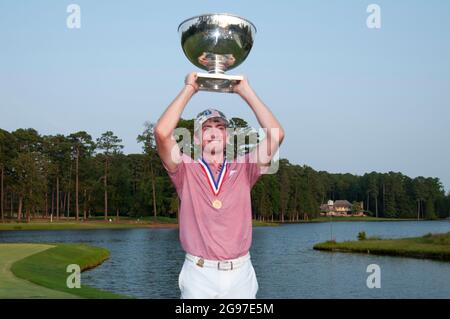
[[203, 145, 225, 155]]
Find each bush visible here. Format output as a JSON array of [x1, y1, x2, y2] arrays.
[[358, 231, 367, 241]]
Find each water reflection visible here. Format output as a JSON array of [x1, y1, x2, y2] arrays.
[[1, 221, 449, 298]]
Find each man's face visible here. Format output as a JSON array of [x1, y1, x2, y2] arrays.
[[199, 118, 229, 155]]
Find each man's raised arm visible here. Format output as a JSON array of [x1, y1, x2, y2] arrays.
[[234, 78, 285, 166], [154, 72, 199, 172]]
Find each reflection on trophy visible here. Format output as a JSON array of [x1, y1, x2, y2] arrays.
[[178, 13, 257, 93]]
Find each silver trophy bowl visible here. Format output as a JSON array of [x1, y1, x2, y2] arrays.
[[178, 13, 257, 93]]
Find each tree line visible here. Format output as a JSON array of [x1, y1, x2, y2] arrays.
[[1, 119, 449, 223]]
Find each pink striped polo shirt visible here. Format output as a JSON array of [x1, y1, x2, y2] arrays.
[[165, 151, 267, 260]]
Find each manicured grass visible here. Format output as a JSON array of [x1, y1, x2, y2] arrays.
[[0, 244, 78, 299], [259, 216, 417, 225], [10, 244, 129, 299], [0, 216, 278, 231], [313, 232, 450, 261], [1, 215, 412, 232], [252, 220, 279, 227], [309, 216, 415, 222], [0, 222, 144, 231], [0, 216, 178, 231], [139, 216, 178, 224]]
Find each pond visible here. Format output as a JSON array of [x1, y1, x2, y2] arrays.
[[1, 220, 449, 298]]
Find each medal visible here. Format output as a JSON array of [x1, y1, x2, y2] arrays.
[[212, 199, 222, 209], [199, 158, 228, 209]]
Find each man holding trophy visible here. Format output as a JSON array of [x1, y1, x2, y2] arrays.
[[155, 14, 284, 299]]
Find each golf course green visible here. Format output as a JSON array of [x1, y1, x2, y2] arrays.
[[0, 243, 127, 299]]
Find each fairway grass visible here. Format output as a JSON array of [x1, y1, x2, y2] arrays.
[[0, 244, 78, 299], [0, 222, 153, 231], [313, 232, 450, 261], [0, 217, 278, 231], [1, 243, 128, 299], [252, 220, 279, 227], [0, 216, 178, 231]]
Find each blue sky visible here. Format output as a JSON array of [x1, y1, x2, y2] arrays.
[[1, 0, 449, 191]]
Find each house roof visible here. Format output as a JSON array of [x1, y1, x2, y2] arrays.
[[333, 200, 352, 207], [320, 200, 353, 211]]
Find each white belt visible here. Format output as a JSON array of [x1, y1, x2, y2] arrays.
[[185, 252, 250, 271]]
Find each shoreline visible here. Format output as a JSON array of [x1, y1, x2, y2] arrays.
[[1, 243, 127, 299], [0, 222, 179, 232], [313, 232, 450, 262], [0, 216, 446, 232]]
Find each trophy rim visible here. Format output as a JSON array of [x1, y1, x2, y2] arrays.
[[177, 13, 257, 34]]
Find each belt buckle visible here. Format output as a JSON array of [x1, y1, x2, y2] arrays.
[[217, 261, 233, 271], [196, 258, 205, 268]]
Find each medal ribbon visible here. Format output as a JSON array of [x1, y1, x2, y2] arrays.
[[198, 158, 228, 196]]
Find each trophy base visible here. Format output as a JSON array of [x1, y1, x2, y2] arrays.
[[196, 73, 243, 93]]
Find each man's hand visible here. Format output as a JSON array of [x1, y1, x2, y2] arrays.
[[233, 76, 253, 97], [185, 72, 199, 93], [233, 75, 285, 167]]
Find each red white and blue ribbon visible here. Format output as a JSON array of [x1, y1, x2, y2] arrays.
[[198, 158, 228, 196]]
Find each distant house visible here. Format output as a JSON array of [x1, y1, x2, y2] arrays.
[[320, 200, 364, 217]]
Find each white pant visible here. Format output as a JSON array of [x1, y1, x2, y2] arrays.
[[178, 252, 259, 299]]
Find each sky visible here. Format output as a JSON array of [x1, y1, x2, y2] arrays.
[[1, 0, 449, 191]]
